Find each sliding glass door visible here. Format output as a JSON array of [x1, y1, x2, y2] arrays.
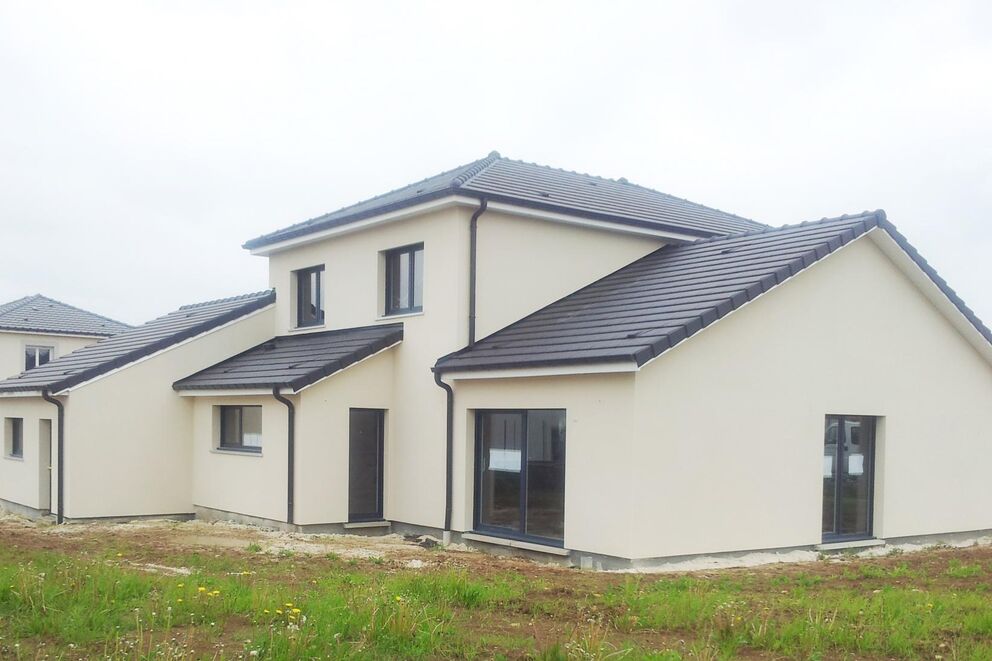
[[822, 415, 876, 541], [475, 410, 565, 545]]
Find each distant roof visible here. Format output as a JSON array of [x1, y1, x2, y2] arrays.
[[0, 291, 275, 394], [435, 211, 992, 373], [174, 324, 403, 392], [0, 294, 131, 337], [244, 152, 766, 250]]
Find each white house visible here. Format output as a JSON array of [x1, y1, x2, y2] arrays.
[[0, 294, 130, 379], [2, 152, 991, 567]]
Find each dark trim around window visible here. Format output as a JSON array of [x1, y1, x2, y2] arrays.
[[25, 345, 54, 371], [218, 405, 263, 453], [822, 414, 877, 543], [295, 265, 325, 328], [473, 408, 566, 547], [6, 417, 23, 458], [384, 243, 423, 316]]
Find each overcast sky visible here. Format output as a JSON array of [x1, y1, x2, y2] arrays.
[[1, 1, 989, 326]]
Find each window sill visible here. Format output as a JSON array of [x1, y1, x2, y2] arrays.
[[463, 532, 570, 556], [344, 520, 390, 529], [377, 311, 423, 322], [816, 538, 885, 551], [288, 324, 326, 333], [4, 455, 24, 462], [211, 448, 263, 457]]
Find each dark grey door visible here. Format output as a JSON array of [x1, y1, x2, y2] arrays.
[[349, 409, 384, 522], [822, 415, 876, 541]]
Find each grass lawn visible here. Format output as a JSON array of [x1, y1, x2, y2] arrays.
[[1, 517, 991, 659]]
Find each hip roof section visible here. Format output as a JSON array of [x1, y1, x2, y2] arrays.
[[0, 294, 131, 337], [243, 152, 766, 250], [434, 211, 992, 373], [173, 324, 403, 393], [0, 291, 275, 394]]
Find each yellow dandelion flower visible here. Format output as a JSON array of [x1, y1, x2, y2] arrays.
[[177, 583, 184, 588], [263, 609, 270, 614], [198, 587, 207, 592], [284, 602, 293, 608], [276, 609, 283, 615], [291, 608, 301, 614], [176, 598, 183, 603]]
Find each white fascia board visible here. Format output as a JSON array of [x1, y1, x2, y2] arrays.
[[248, 197, 479, 256], [0, 328, 111, 340], [483, 201, 699, 242], [0, 390, 46, 398], [443, 361, 639, 381], [293, 340, 403, 393], [868, 229, 992, 366], [249, 196, 698, 256], [54, 304, 276, 396], [175, 388, 275, 398]]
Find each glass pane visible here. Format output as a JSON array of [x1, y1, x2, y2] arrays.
[[220, 407, 241, 448], [822, 417, 838, 535], [838, 417, 873, 536], [37, 347, 51, 365], [413, 248, 424, 308], [526, 411, 565, 541], [241, 406, 263, 449], [479, 412, 523, 531], [11, 418, 23, 457], [349, 409, 384, 520], [25, 349, 36, 371]]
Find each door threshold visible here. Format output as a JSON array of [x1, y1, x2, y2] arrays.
[[816, 538, 885, 551], [344, 520, 390, 529]]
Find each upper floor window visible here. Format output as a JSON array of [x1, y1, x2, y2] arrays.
[[385, 243, 423, 316], [295, 265, 325, 328], [4, 417, 23, 458], [25, 345, 53, 371], [218, 405, 262, 453]]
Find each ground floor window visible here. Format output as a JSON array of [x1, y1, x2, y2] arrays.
[[4, 417, 23, 458], [475, 409, 565, 545], [823, 415, 876, 541], [218, 406, 262, 452]]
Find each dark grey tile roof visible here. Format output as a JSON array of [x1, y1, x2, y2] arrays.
[[243, 152, 765, 250], [0, 291, 275, 394], [173, 324, 403, 392], [0, 294, 131, 337], [435, 211, 992, 373]]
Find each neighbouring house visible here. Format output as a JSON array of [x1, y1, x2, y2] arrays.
[[2, 152, 991, 568], [0, 294, 131, 379]]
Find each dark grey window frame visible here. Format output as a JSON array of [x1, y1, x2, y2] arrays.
[[6, 417, 23, 458], [822, 414, 876, 543], [295, 265, 325, 328], [218, 405, 262, 453], [384, 243, 424, 316], [25, 345, 54, 371], [348, 408, 385, 523], [473, 408, 566, 547]]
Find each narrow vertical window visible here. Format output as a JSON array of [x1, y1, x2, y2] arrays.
[[25, 345, 54, 371], [5, 417, 23, 458], [384, 244, 424, 316], [822, 415, 876, 541], [295, 266, 325, 327]]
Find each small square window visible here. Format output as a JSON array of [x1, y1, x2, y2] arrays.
[[384, 244, 423, 316], [25, 345, 53, 371], [218, 406, 262, 452], [295, 266, 325, 328], [5, 418, 23, 458]]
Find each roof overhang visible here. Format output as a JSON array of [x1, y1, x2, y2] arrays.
[[437, 361, 640, 381], [247, 194, 701, 256], [0, 328, 113, 340]]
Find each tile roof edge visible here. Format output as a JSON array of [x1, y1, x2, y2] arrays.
[[288, 327, 404, 392], [0, 293, 131, 334], [0, 291, 277, 395]]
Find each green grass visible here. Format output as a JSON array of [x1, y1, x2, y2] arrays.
[[1, 529, 992, 660]]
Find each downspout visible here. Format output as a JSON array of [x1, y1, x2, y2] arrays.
[[272, 387, 295, 526], [433, 370, 454, 534], [468, 197, 488, 346], [40, 390, 65, 524]]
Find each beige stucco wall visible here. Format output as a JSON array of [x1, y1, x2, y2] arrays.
[[0, 331, 100, 380], [0, 397, 57, 512], [263, 206, 663, 530], [59, 306, 276, 519], [474, 210, 663, 338], [450, 373, 637, 558], [628, 231, 992, 559], [189, 349, 395, 525]]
